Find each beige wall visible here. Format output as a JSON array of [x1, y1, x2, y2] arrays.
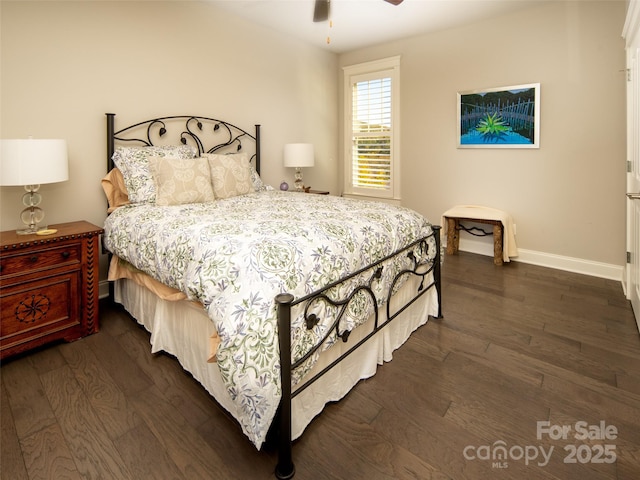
[[339, 1, 628, 268], [0, 1, 629, 278], [0, 1, 339, 277]]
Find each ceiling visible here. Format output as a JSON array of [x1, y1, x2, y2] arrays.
[[212, 0, 552, 54]]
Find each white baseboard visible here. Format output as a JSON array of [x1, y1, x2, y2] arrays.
[[454, 237, 624, 282], [99, 280, 110, 299]]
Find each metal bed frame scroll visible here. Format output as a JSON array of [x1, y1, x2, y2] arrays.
[[106, 113, 260, 173], [105, 113, 442, 479]]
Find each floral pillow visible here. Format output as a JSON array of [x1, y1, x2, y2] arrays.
[[111, 145, 197, 203], [204, 152, 256, 199], [249, 163, 268, 191], [148, 156, 215, 206]]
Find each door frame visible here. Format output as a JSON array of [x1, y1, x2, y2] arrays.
[[623, 0, 640, 328]]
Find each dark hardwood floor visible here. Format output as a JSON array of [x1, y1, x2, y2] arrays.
[[2, 252, 639, 479]]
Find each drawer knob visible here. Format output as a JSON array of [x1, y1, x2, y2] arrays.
[[62, 251, 70, 259], [29, 255, 38, 263]]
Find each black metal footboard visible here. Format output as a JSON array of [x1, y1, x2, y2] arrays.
[[274, 225, 442, 479]]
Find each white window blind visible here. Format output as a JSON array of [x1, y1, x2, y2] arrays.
[[352, 78, 391, 189], [343, 56, 400, 200]]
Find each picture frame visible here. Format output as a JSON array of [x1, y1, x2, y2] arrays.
[[457, 83, 540, 148]]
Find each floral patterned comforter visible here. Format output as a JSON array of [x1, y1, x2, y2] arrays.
[[103, 190, 435, 447]]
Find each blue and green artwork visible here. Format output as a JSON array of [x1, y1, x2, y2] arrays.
[[458, 84, 539, 148]]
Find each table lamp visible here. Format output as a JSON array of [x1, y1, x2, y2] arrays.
[[283, 143, 314, 191], [0, 139, 69, 234]]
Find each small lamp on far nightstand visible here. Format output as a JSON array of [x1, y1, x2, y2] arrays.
[[283, 143, 314, 191], [0, 139, 69, 234]]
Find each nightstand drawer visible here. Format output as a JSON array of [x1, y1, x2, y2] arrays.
[[0, 243, 81, 278], [0, 272, 80, 352]]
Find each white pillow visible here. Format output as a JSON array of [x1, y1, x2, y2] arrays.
[[111, 145, 197, 203], [149, 156, 215, 206]]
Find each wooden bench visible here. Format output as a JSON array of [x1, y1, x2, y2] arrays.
[[443, 216, 505, 266]]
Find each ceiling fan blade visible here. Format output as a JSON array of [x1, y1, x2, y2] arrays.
[[313, 0, 330, 22], [384, 0, 404, 5]]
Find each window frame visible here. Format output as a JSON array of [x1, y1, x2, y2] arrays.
[[343, 56, 401, 200]]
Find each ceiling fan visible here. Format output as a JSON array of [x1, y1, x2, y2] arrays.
[[313, 0, 404, 23]]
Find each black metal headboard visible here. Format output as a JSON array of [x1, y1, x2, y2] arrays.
[[106, 113, 260, 174]]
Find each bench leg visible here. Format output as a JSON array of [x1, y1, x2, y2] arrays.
[[493, 224, 503, 266], [446, 218, 459, 255]]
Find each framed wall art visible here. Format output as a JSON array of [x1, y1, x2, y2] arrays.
[[457, 83, 540, 148]]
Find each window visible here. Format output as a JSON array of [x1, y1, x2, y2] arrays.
[[343, 56, 400, 200]]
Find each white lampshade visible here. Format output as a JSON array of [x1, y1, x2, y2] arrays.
[[0, 139, 69, 186], [283, 143, 315, 168]]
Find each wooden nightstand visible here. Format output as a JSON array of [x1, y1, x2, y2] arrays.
[[0, 221, 103, 360]]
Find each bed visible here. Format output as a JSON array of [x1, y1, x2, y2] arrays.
[[102, 113, 442, 479]]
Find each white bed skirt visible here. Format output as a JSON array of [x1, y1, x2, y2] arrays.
[[114, 274, 437, 444]]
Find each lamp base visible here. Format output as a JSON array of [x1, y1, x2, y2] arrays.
[[293, 168, 304, 191], [17, 185, 46, 234], [16, 226, 40, 235]]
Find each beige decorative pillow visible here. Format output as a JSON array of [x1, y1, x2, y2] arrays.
[[148, 156, 215, 206], [205, 153, 256, 199]]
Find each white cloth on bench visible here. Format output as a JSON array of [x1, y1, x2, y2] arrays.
[[442, 205, 518, 262]]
